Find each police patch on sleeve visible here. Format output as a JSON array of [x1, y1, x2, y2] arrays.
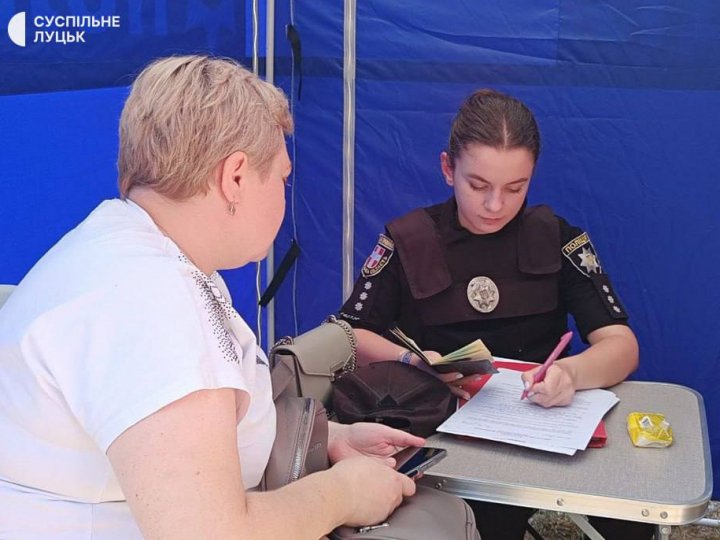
[[361, 234, 394, 278], [562, 232, 603, 277]]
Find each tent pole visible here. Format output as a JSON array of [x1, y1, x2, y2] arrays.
[[342, 0, 357, 301], [264, 0, 276, 348], [251, 0, 263, 346], [250, 0, 276, 348]]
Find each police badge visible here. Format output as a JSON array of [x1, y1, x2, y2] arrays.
[[361, 234, 394, 278], [467, 276, 499, 313], [562, 232, 603, 277]]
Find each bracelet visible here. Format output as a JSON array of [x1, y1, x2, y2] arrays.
[[398, 350, 414, 365]]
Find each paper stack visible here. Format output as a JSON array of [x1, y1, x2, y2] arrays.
[[437, 369, 619, 455]]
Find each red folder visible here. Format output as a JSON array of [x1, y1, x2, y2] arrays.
[[459, 360, 607, 448]]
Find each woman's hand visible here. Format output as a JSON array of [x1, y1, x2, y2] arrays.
[[330, 456, 416, 527], [408, 350, 477, 400], [520, 363, 576, 407], [328, 422, 425, 465], [438, 372, 483, 400]]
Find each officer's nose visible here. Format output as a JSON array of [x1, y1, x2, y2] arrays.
[[484, 189, 503, 213]]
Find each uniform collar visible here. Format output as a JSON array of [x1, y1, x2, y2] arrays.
[[438, 196, 528, 241]]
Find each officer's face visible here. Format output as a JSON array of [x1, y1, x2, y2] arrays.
[[440, 143, 534, 235]]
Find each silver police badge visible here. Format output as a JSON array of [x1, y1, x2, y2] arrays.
[[467, 276, 499, 313]]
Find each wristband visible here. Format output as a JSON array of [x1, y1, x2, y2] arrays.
[[398, 350, 414, 365]]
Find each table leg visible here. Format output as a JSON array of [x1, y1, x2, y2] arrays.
[[567, 514, 604, 540]]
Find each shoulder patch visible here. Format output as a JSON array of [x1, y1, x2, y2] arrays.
[[361, 234, 394, 277], [562, 232, 603, 277]]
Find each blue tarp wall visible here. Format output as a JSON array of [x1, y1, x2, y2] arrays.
[[272, 1, 720, 498], [1, 1, 719, 499], [0, 0, 264, 328]]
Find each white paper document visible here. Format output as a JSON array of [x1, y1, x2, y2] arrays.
[[437, 369, 619, 455]]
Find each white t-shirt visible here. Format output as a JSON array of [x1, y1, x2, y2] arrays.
[[0, 199, 275, 539]]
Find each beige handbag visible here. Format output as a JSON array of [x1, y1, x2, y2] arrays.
[[269, 315, 357, 405], [329, 485, 479, 540], [262, 316, 354, 490], [262, 394, 329, 490]]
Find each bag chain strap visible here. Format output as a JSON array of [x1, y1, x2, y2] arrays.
[[324, 315, 357, 375], [274, 335, 295, 347], [271, 316, 357, 376]]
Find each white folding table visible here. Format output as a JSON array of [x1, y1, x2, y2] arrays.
[[419, 381, 713, 539]]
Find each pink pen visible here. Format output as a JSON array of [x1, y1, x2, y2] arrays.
[[520, 331, 573, 400]]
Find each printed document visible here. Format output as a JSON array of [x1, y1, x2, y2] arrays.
[[437, 369, 619, 455]]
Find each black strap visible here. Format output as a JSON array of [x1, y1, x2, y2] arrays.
[[259, 239, 300, 307], [285, 24, 302, 100], [387, 209, 452, 299]]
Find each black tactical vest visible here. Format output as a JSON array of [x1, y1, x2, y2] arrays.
[[387, 203, 562, 328]]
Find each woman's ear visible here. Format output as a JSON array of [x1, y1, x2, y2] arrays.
[[440, 152, 454, 187], [218, 151, 248, 203]]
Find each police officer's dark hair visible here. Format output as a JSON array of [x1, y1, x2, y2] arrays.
[[447, 89, 540, 167]]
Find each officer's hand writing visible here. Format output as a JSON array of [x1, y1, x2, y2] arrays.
[[521, 363, 575, 407], [331, 456, 416, 527]]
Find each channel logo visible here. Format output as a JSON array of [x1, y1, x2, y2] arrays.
[[8, 12, 26, 47]]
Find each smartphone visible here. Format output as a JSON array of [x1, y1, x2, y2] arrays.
[[393, 446, 447, 478]]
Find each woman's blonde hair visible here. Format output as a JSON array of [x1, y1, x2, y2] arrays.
[[118, 55, 293, 199]]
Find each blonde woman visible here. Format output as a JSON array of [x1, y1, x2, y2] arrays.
[[0, 55, 421, 539]]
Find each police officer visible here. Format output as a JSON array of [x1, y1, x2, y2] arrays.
[[338, 89, 652, 540]]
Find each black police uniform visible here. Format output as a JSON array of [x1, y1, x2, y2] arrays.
[[339, 197, 652, 540]]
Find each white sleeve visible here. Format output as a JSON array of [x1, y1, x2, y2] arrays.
[[27, 265, 251, 452]]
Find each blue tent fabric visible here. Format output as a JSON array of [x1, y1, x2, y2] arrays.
[[0, 1, 260, 324], [271, 2, 346, 337], [0, 0, 254, 95], [271, 74, 346, 336], [0, 87, 125, 283], [273, 0, 720, 498], [0, 86, 260, 327]]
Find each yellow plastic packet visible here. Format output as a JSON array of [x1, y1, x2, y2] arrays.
[[627, 412, 673, 448]]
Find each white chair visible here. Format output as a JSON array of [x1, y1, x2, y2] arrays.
[[0, 284, 16, 309]]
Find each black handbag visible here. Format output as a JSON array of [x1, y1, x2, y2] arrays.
[[332, 362, 455, 438]]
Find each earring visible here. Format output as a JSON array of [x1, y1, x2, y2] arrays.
[[229, 201, 236, 216]]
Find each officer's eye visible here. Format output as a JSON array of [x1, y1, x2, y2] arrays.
[[470, 184, 488, 192]]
